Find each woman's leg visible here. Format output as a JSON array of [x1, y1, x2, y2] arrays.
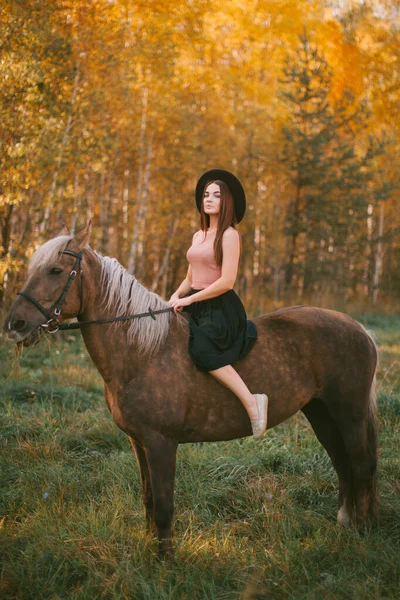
[[208, 365, 259, 420]]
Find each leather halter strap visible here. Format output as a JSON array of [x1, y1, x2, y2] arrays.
[[17, 290, 52, 320], [17, 250, 83, 322]]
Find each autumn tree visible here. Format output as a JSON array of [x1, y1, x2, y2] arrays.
[[279, 34, 385, 301], [0, 0, 399, 312]]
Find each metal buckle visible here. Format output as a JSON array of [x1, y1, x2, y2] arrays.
[[42, 318, 60, 333], [70, 270, 77, 278], [54, 308, 61, 316]]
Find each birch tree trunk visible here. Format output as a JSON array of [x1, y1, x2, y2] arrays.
[[136, 134, 153, 277], [151, 216, 180, 294], [122, 170, 130, 243], [71, 166, 80, 235], [372, 202, 385, 306], [363, 203, 374, 300], [285, 179, 301, 287], [98, 167, 105, 247], [127, 87, 149, 274], [0, 201, 14, 306], [0, 202, 14, 259], [101, 169, 115, 254], [39, 63, 81, 233]]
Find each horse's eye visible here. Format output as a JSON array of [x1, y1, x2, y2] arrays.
[[49, 267, 63, 275]]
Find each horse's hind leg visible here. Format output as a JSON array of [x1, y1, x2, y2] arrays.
[[335, 407, 378, 526], [145, 435, 178, 558], [129, 437, 154, 534], [302, 398, 353, 526]]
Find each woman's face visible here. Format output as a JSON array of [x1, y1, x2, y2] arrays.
[[203, 183, 221, 217]]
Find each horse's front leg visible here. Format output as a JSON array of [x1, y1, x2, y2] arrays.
[[145, 434, 178, 558], [129, 437, 155, 534]]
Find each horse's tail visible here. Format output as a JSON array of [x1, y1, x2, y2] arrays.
[[364, 328, 379, 519]]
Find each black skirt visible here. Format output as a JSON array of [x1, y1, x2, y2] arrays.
[[184, 288, 257, 372]]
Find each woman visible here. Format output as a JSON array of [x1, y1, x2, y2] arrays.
[[168, 169, 268, 439]]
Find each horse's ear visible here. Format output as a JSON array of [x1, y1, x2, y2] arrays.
[[74, 220, 92, 250], [57, 223, 70, 236]]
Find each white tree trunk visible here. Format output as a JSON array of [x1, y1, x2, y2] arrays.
[[137, 135, 153, 269], [363, 203, 374, 299], [40, 64, 80, 233], [372, 202, 385, 306], [151, 216, 180, 294], [127, 87, 149, 274]]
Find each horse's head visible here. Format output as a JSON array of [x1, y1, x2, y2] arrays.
[[3, 222, 92, 345]]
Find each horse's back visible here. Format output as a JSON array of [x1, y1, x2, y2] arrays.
[[253, 305, 374, 347], [249, 305, 377, 393]]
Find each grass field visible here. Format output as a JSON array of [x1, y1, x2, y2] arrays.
[[1, 315, 400, 599]]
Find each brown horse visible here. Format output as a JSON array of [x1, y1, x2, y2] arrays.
[[3, 223, 378, 556]]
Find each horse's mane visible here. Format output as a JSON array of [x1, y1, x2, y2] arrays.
[[96, 252, 173, 356], [29, 235, 181, 357]]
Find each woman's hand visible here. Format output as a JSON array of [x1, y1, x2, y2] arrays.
[[168, 295, 193, 313]]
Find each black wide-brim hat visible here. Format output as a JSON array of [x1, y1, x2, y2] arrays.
[[195, 169, 246, 223]]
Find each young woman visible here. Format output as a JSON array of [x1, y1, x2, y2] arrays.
[[168, 169, 268, 439]]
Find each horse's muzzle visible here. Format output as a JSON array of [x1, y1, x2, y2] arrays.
[[3, 317, 42, 346]]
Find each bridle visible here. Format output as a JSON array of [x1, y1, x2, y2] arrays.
[[16, 248, 173, 334], [17, 250, 84, 333]]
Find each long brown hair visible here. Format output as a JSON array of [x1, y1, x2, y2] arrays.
[[200, 180, 240, 267]]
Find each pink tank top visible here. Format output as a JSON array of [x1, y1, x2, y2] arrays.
[[186, 231, 221, 289]]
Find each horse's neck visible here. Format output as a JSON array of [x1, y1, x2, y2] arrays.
[[77, 250, 175, 388], [77, 251, 140, 385]]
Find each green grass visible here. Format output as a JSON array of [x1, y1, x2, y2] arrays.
[[1, 317, 400, 599]]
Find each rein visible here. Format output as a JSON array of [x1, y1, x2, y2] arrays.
[[17, 249, 174, 334], [54, 307, 174, 332]]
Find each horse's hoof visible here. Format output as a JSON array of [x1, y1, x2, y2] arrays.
[[337, 505, 352, 527]]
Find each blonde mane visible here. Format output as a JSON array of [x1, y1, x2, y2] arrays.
[[97, 253, 174, 356]]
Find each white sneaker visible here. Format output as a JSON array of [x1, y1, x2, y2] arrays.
[[251, 394, 268, 440]]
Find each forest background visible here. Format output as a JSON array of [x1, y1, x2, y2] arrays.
[[1, 0, 400, 315]]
